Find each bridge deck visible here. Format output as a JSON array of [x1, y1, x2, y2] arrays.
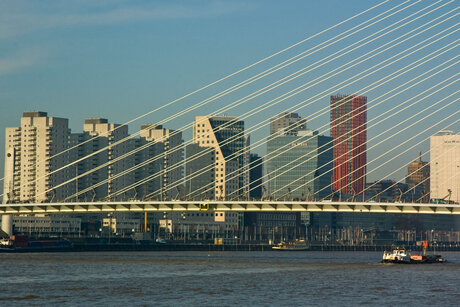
[[1, 201, 459, 215]]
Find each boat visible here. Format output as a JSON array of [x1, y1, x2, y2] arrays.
[[272, 239, 310, 251], [382, 241, 446, 264], [0, 235, 72, 252], [0, 238, 13, 247], [382, 247, 411, 263]]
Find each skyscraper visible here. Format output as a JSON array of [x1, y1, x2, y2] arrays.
[[185, 143, 215, 200], [4, 111, 74, 203], [70, 118, 131, 201], [406, 152, 430, 202], [192, 116, 249, 200], [137, 124, 183, 200], [270, 112, 307, 136], [430, 131, 460, 203], [266, 113, 333, 200], [330, 94, 367, 196]]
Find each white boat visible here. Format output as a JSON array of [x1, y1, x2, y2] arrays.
[[382, 247, 411, 263], [0, 238, 13, 248]]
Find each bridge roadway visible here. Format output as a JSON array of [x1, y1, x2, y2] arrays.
[[1, 200, 459, 215]]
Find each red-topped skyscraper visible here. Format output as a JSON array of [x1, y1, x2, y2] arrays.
[[330, 94, 367, 196]]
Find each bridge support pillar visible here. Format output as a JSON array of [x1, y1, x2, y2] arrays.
[[1, 215, 13, 236]]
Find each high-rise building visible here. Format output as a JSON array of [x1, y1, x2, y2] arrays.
[[249, 153, 263, 200], [4, 111, 74, 203], [70, 118, 131, 201], [270, 112, 307, 136], [266, 129, 333, 200], [406, 152, 430, 202], [330, 94, 367, 196], [192, 116, 249, 200], [185, 143, 215, 200], [137, 124, 183, 200], [266, 113, 333, 200], [430, 131, 460, 203]]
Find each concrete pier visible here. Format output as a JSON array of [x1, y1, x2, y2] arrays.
[[1, 215, 13, 236]]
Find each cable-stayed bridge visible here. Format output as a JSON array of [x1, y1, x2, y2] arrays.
[[1, 201, 459, 215], [1, 1, 459, 236]]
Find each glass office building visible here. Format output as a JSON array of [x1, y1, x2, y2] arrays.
[[266, 129, 333, 200]]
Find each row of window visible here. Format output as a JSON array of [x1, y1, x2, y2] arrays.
[[186, 212, 237, 217], [200, 140, 215, 144]]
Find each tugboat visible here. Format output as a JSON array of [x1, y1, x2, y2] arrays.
[[382, 241, 446, 264], [272, 239, 310, 251], [382, 247, 411, 263]]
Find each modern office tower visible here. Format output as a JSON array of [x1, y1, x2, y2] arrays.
[[249, 153, 263, 200], [406, 152, 430, 202], [330, 94, 367, 196], [3, 111, 73, 203], [266, 128, 333, 200], [270, 112, 307, 136], [137, 124, 183, 200], [430, 131, 460, 203], [192, 116, 249, 200], [70, 118, 131, 201], [185, 143, 215, 200]]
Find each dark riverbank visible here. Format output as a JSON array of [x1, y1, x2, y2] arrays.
[[2, 242, 460, 253]]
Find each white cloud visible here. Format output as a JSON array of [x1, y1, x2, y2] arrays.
[[0, 47, 47, 76], [0, 1, 253, 39]]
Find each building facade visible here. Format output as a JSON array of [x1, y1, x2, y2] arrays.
[[185, 143, 215, 200], [4, 111, 74, 203], [249, 153, 263, 200], [266, 126, 333, 200], [406, 152, 430, 202], [153, 211, 240, 240], [12, 215, 81, 236], [270, 112, 307, 136], [430, 131, 460, 203], [69, 118, 131, 201], [136, 124, 183, 200], [330, 94, 367, 196], [191, 116, 249, 200]]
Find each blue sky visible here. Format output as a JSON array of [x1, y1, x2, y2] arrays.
[[1, 0, 458, 195]]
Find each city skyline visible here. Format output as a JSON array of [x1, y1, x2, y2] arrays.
[[0, 3, 459, 305], [3, 109, 458, 204], [1, 0, 458, 196]]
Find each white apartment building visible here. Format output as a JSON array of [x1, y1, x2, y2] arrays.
[[3, 111, 74, 203], [430, 131, 460, 203], [70, 118, 132, 201], [4, 112, 184, 205], [137, 124, 183, 200], [193, 116, 249, 200]]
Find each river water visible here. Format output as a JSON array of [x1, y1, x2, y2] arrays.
[[0, 251, 459, 306]]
